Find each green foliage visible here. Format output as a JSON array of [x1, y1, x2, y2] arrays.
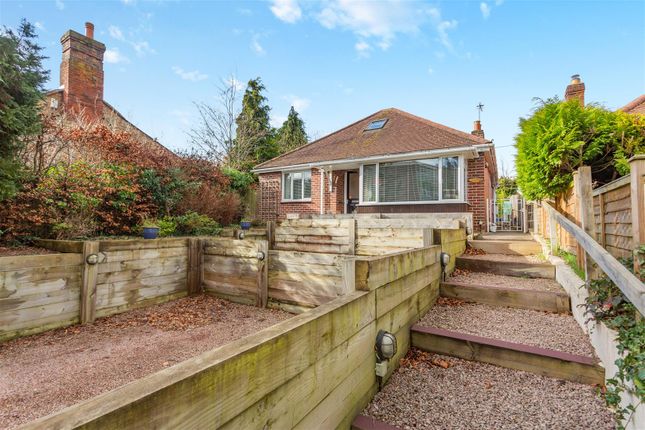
[[496, 176, 518, 200], [583, 246, 645, 428], [555, 248, 585, 279], [139, 168, 196, 216], [515, 98, 645, 200], [276, 106, 308, 153], [0, 19, 49, 201], [156, 217, 177, 237], [222, 166, 256, 193], [234, 77, 276, 169], [173, 211, 220, 236]]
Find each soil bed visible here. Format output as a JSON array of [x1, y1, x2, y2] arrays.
[[462, 253, 545, 264], [363, 349, 614, 430], [0, 294, 292, 429], [448, 269, 564, 293], [418, 299, 596, 357], [0, 246, 57, 256]]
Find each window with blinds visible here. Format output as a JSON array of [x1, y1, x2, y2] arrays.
[[361, 156, 461, 203], [283, 170, 311, 201]]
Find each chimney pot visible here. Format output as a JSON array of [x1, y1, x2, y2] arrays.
[[570, 74, 581, 84], [565, 73, 585, 105], [85, 22, 94, 39], [473, 120, 482, 131], [471, 120, 485, 138]]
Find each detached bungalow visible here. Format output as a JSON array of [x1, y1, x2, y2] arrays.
[[253, 108, 498, 233]]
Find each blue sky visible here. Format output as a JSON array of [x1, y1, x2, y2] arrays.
[[2, 0, 644, 174]]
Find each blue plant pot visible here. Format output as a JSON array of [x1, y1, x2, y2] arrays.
[[143, 227, 160, 239], [240, 221, 252, 231]]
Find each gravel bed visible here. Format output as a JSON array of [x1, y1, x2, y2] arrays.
[[462, 253, 546, 264], [0, 294, 292, 429], [448, 270, 564, 293], [418, 300, 596, 357], [363, 350, 614, 430]]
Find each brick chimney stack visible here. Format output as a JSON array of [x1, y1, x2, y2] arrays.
[[471, 120, 485, 138], [60, 22, 105, 120], [564, 74, 585, 106]]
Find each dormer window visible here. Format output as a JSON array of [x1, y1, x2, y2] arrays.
[[365, 119, 387, 131]]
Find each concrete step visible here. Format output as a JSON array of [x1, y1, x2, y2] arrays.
[[411, 325, 604, 385], [468, 239, 542, 256], [456, 255, 555, 279], [440, 281, 570, 313]]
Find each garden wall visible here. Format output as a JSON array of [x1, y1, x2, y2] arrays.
[[433, 228, 467, 275], [0, 253, 83, 341], [21, 245, 442, 430]]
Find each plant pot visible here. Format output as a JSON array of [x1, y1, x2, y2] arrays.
[[240, 221, 252, 231], [143, 227, 160, 239]]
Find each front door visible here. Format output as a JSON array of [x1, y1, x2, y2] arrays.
[[346, 171, 359, 214]]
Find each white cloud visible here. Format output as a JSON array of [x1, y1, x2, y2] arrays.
[[55, 0, 64, 10], [226, 76, 245, 91], [108, 25, 125, 41], [104, 48, 130, 64], [251, 35, 266, 56], [270, 0, 302, 24], [172, 66, 208, 82], [283, 95, 311, 112], [437, 19, 458, 50], [132, 40, 155, 56], [355, 40, 371, 57], [480, 3, 491, 19], [427, 66, 434, 75], [270, 115, 288, 128]]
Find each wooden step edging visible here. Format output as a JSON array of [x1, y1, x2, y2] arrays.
[[410, 325, 604, 385], [352, 415, 402, 430], [468, 240, 542, 256], [440, 282, 570, 313], [456, 256, 555, 279]]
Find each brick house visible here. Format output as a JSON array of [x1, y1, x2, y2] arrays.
[[253, 108, 498, 233], [620, 94, 645, 115], [43, 22, 175, 159]]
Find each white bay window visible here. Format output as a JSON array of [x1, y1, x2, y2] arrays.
[[360, 156, 463, 204], [283, 170, 311, 201]]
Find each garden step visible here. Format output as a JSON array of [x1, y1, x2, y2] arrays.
[[456, 255, 555, 279], [440, 281, 570, 313], [352, 414, 401, 430], [468, 239, 542, 255], [410, 325, 604, 385]]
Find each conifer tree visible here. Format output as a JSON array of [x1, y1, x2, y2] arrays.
[[277, 106, 308, 153]]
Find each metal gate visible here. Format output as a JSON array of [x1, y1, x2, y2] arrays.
[[489, 197, 524, 232]]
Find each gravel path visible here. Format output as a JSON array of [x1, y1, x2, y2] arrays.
[[462, 253, 546, 264], [0, 294, 292, 429], [418, 299, 596, 357], [363, 350, 614, 430], [448, 270, 564, 293]]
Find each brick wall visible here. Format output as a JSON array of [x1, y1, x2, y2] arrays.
[[467, 156, 487, 233]]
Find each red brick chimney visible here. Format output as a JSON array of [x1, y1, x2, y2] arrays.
[[564, 74, 585, 106], [471, 120, 485, 138], [60, 22, 106, 120]]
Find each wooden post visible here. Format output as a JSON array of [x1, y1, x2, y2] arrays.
[[340, 257, 356, 295], [80, 240, 99, 324], [548, 209, 557, 254], [424, 228, 434, 247], [256, 240, 269, 308], [598, 193, 606, 248], [630, 155, 645, 277], [574, 167, 598, 281], [187, 238, 203, 295], [266, 221, 275, 250], [347, 219, 356, 255]]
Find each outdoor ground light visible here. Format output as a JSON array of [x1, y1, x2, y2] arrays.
[[440, 252, 451, 268], [375, 330, 397, 361], [466, 226, 473, 235]]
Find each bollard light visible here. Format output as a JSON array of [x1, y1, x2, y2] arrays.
[[440, 252, 451, 268], [466, 226, 473, 235], [256, 251, 265, 261], [375, 330, 397, 361]]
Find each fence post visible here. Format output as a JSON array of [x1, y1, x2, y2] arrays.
[[630, 155, 645, 276], [256, 240, 269, 308], [266, 220, 275, 250], [574, 166, 598, 281], [347, 219, 356, 255], [548, 208, 558, 254], [80, 240, 99, 324], [187, 238, 203, 295]]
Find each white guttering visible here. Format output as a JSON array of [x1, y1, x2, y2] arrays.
[[252, 146, 479, 174]]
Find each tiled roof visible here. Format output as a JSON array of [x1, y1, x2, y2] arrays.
[[620, 95, 645, 115], [255, 108, 488, 170]]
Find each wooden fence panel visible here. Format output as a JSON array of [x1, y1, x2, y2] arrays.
[[95, 239, 189, 318], [591, 176, 633, 260], [274, 219, 353, 254], [0, 253, 83, 341]]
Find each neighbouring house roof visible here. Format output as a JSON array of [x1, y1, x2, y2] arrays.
[[254, 108, 490, 171], [620, 94, 645, 115]]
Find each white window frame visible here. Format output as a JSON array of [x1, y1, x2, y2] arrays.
[[359, 156, 464, 205], [282, 169, 312, 202]]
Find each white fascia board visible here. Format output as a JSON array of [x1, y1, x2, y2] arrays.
[[252, 146, 479, 174]]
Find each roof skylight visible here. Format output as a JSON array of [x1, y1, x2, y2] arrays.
[[365, 119, 387, 131]]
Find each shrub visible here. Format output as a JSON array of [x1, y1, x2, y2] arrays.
[[177, 183, 242, 226], [174, 211, 220, 236], [222, 167, 256, 193], [157, 217, 177, 237]]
